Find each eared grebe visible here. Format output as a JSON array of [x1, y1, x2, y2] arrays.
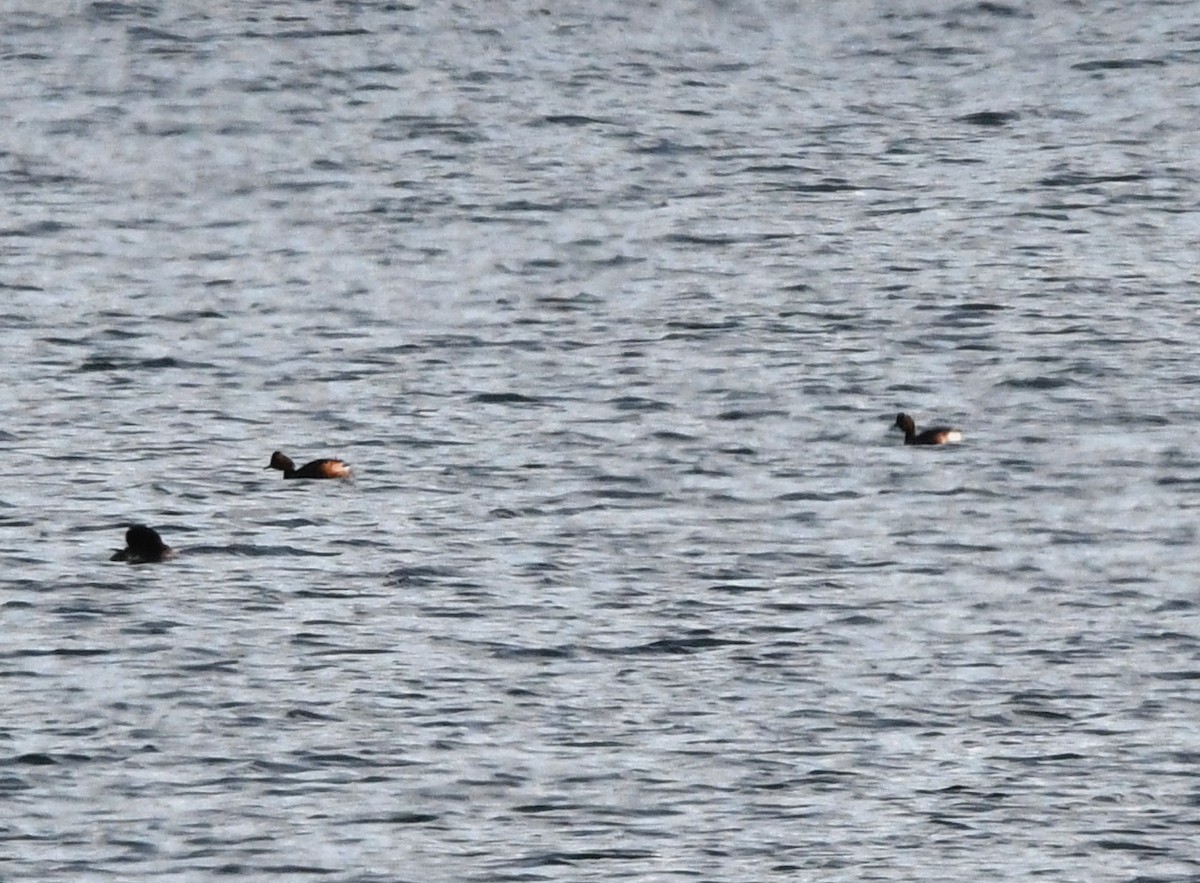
[[111, 525, 174, 563], [266, 451, 352, 480], [894, 413, 963, 446]]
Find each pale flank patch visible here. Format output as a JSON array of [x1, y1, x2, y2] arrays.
[[943, 430, 964, 443]]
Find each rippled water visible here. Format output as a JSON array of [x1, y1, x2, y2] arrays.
[[4, 2, 1200, 880]]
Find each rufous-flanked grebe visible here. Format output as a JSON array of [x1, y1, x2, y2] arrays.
[[894, 413, 963, 445], [266, 451, 352, 479]]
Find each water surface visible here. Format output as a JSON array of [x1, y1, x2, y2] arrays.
[[3, 2, 1200, 880]]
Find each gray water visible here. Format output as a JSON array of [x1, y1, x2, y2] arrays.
[[3, 2, 1200, 880]]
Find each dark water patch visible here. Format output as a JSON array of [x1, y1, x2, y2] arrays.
[[469, 210, 553, 225], [517, 559, 564, 577], [292, 631, 345, 647], [777, 308, 870, 329], [532, 291, 604, 311], [0, 554, 47, 568], [1038, 171, 1149, 187], [513, 802, 580, 814], [973, 1, 1032, 16], [127, 25, 194, 44], [916, 783, 1003, 797], [832, 613, 881, 627], [0, 164, 85, 187], [777, 490, 861, 502], [957, 110, 1019, 126], [772, 178, 860, 193], [1012, 706, 1073, 722], [257, 518, 324, 529], [417, 600, 488, 619], [951, 337, 1001, 353], [689, 566, 759, 585], [0, 220, 75, 237], [852, 713, 930, 730], [8, 752, 59, 766], [510, 848, 656, 867], [141, 355, 207, 369], [953, 301, 1008, 312], [866, 203, 925, 217], [590, 472, 646, 486], [295, 751, 402, 769], [650, 429, 696, 442], [324, 536, 390, 552], [248, 26, 372, 40], [53, 601, 122, 619], [86, 2, 159, 21], [286, 708, 340, 721], [386, 566, 460, 585], [743, 163, 820, 175], [1093, 838, 1169, 855], [538, 114, 612, 127], [708, 582, 769, 594], [225, 545, 341, 558], [1148, 602, 1195, 616], [8, 647, 111, 659], [1116, 413, 1169, 427], [665, 318, 740, 331], [609, 396, 671, 412], [590, 253, 646, 269], [589, 487, 663, 501], [160, 308, 226, 321], [266, 174, 353, 197], [1151, 670, 1200, 681], [517, 257, 562, 270], [0, 774, 32, 793], [353, 812, 440, 824], [996, 375, 1076, 389], [497, 197, 592, 213], [992, 751, 1088, 765], [1072, 58, 1165, 72], [299, 645, 395, 659], [122, 619, 182, 636], [600, 631, 750, 656], [630, 138, 708, 156], [226, 864, 339, 876], [75, 354, 211, 373], [180, 659, 239, 674], [469, 392, 546, 405], [660, 232, 737, 247], [489, 643, 575, 660], [293, 588, 387, 600], [884, 262, 932, 274], [923, 542, 1002, 553], [887, 381, 935, 394], [715, 409, 788, 421], [1046, 530, 1099, 546], [796, 768, 859, 786], [374, 114, 485, 144]]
